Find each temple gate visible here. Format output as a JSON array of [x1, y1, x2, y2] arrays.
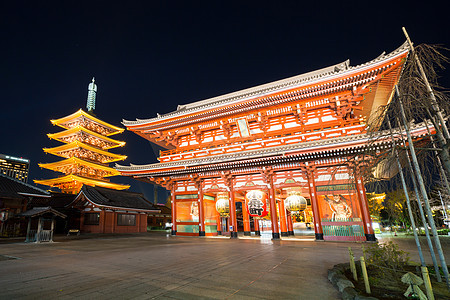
[[117, 42, 423, 241]]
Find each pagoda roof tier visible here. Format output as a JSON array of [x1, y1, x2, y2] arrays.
[[34, 174, 130, 191], [47, 126, 126, 149], [116, 121, 431, 178], [38, 157, 121, 177], [51, 109, 124, 136], [43, 141, 127, 163], [123, 42, 409, 134]]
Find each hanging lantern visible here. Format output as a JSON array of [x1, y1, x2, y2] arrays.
[[215, 192, 230, 217], [284, 190, 307, 214], [245, 190, 268, 218]]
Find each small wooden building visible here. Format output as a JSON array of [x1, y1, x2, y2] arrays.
[[20, 207, 66, 243], [68, 185, 159, 233], [0, 174, 50, 237]]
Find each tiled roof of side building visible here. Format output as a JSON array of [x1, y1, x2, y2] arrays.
[[155, 204, 171, 214], [0, 174, 50, 199], [78, 185, 160, 211], [19, 206, 67, 218], [29, 192, 77, 209]]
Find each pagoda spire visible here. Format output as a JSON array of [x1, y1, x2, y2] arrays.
[[86, 77, 97, 113]]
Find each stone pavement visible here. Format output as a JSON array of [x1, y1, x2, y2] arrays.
[[0, 232, 449, 299]]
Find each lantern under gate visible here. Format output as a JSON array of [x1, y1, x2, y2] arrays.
[[245, 190, 268, 218], [215, 192, 230, 217], [284, 190, 307, 214]]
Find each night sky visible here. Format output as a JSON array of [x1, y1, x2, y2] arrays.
[[1, 1, 449, 203]]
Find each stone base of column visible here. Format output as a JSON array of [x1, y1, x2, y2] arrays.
[[288, 231, 295, 236], [244, 231, 251, 236], [217, 231, 222, 235], [365, 233, 376, 242], [171, 230, 177, 235], [315, 233, 324, 240], [255, 230, 261, 236], [281, 232, 289, 237], [199, 231, 205, 236], [230, 232, 238, 238], [272, 232, 280, 240]]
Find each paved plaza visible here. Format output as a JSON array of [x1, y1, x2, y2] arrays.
[[0, 232, 449, 299]]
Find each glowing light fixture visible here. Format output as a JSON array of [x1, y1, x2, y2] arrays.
[[245, 190, 268, 218], [284, 190, 307, 214], [215, 192, 230, 217]]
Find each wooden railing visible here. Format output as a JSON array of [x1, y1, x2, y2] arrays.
[[321, 218, 366, 241], [26, 230, 53, 243]]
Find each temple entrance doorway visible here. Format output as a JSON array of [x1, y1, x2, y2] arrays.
[[220, 217, 230, 236]]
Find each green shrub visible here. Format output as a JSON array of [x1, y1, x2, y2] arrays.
[[364, 241, 410, 272], [437, 228, 449, 235]]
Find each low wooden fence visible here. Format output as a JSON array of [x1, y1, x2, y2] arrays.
[[321, 218, 366, 241]]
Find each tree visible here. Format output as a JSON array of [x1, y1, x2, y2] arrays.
[[382, 190, 410, 228], [367, 192, 385, 221]]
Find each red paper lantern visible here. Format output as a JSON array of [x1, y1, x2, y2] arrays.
[[245, 190, 268, 218]]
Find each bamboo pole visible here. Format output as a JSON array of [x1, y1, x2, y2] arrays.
[[399, 117, 442, 282], [421, 266, 435, 300], [402, 27, 450, 184], [424, 117, 450, 205], [386, 116, 426, 266], [349, 247, 358, 281], [402, 27, 450, 140], [424, 108, 450, 180], [396, 86, 450, 288], [360, 256, 371, 294]]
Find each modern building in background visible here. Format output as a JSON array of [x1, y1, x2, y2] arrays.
[[0, 153, 30, 183]]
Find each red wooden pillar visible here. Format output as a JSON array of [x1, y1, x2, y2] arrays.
[[112, 211, 117, 233], [268, 175, 280, 239], [140, 214, 146, 232], [216, 213, 222, 235], [242, 201, 251, 236], [198, 180, 205, 236], [171, 184, 177, 235], [136, 212, 141, 232], [306, 168, 324, 240], [229, 184, 238, 238], [355, 173, 376, 241], [80, 213, 85, 232], [278, 199, 288, 237], [286, 211, 294, 236], [100, 210, 106, 233], [254, 218, 261, 236]]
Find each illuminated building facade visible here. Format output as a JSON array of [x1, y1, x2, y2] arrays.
[[67, 185, 159, 234], [35, 79, 129, 193], [117, 43, 427, 241], [0, 154, 30, 183]]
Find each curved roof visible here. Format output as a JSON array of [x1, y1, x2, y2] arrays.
[[0, 173, 50, 199], [123, 42, 409, 128], [43, 141, 127, 163], [74, 185, 159, 212], [51, 109, 124, 136], [116, 121, 431, 177], [47, 126, 126, 149], [19, 207, 66, 218], [38, 157, 121, 177], [34, 174, 130, 190]]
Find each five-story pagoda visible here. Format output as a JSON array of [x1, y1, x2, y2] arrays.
[[35, 79, 129, 193]]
